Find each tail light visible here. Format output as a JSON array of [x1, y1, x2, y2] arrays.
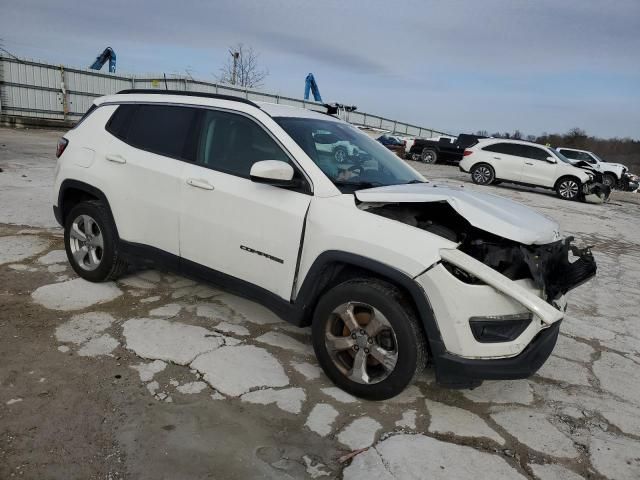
[[56, 138, 69, 158], [463, 149, 473, 156]]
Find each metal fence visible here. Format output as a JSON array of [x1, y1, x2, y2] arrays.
[[0, 55, 448, 138]]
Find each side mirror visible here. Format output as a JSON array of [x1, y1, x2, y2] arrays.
[[249, 160, 297, 186], [546, 156, 557, 163]]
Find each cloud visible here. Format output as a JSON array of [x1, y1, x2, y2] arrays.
[[1, 0, 639, 137]]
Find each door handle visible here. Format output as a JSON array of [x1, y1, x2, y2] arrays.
[[105, 154, 126, 164], [493, 156, 501, 160], [525, 162, 534, 165], [186, 178, 214, 190]]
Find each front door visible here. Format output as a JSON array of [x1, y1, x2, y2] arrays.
[[518, 145, 558, 188], [179, 109, 311, 300]]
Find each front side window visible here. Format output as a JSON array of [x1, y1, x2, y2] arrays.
[[197, 110, 290, 177], [519, 145, 550, 161], [275, 117, 424, 191]]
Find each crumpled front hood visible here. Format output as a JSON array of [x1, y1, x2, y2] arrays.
[[355, 183, 561, 245], [602, 161, 626, 170]]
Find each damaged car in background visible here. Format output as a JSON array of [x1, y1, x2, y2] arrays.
[[459, 139, 611, 203], [53, 91, 597, 400]]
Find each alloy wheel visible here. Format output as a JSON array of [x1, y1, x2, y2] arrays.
[[69, 214, 104, 271], [473, 166, 492, 184], [559, 180, 579, 199], [324, 302, 399, 385], [421, 149, 435, 163]]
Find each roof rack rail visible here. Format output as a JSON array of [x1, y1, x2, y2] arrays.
[[116, 89, 260, 108]]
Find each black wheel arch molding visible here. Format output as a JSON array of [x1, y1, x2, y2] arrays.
[[55, 179, 119, 236]]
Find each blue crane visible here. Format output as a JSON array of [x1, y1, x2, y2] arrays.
[[304, 73, 322, 102], [90, 47, 117, 73]]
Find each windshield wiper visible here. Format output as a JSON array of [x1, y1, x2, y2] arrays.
[[404, 179, 426, 184], [333, 180, 384, 188]]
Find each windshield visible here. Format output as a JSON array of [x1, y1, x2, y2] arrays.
[[274, 117, 425, 191]]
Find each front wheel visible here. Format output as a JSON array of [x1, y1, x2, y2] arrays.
[[470, 164, 495, 185], [64, 200, 128, 282], [311, 279, 427, 400], [602, 173, 616, 188], [555, 177, 581, 200]]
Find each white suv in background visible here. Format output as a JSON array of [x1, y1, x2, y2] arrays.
[[53, 90, 597, 399], [557, 147, 627, 188], [460, 139, 606, 202]]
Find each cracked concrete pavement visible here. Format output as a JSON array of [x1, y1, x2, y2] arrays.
[[1, 127, 639, 479]]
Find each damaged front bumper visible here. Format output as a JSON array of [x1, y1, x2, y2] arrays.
[[521, 237, 597, 301], [415, 238, 596, 388], [583, 181, 611, 204]]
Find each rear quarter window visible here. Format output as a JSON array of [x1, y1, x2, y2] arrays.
[[106, 104, 199, 162]]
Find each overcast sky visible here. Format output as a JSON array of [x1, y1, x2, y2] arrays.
[[2, 0, 639, 138]]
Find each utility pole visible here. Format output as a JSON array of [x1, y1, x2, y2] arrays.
[[230, 50, 240, 85]]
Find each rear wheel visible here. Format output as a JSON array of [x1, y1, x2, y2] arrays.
[[421, 148, 437, 164], [470, 163, 495, 185], [555, 177, 581, 200], [64, 201, 128, 282], [312, 279, 427, 400]]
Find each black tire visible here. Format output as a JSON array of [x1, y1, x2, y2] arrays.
[[311, 279, 427, 400], [555, 176, 581, 201], [470, 163, 495, 185], [333, 146, 348, 163], [64, 200, 128, 282], [602, 173, 616, 189], [421, 148, 437, 164]]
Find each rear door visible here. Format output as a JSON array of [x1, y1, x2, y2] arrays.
[[518, 145, 558, 187], [179, 108, 312, 300], [479, 143, 525, 181], [104, 104, 198, 256]]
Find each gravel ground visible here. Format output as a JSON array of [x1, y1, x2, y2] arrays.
[[1, 126, 639, 479]]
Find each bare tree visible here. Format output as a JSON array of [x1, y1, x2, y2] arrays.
[[216, 43, 269, 88]]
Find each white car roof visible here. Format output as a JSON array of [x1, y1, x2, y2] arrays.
[[475, 138, 551, 149], [257, 102, 341, 122], [95, 91, 343, 124]]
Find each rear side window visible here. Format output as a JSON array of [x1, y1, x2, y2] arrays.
[[482, 143, 522, 156], [106, 104, 136, 140], [106, 104, 199, 161]]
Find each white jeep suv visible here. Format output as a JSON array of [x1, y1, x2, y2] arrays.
[[460, 139, 606, 202], [53, 90, 597, 399], [557, 147, 628, 189]]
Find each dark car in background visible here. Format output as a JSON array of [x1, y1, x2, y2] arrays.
[[377, 135, 406, 155], [410, 134, 486, 164]]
